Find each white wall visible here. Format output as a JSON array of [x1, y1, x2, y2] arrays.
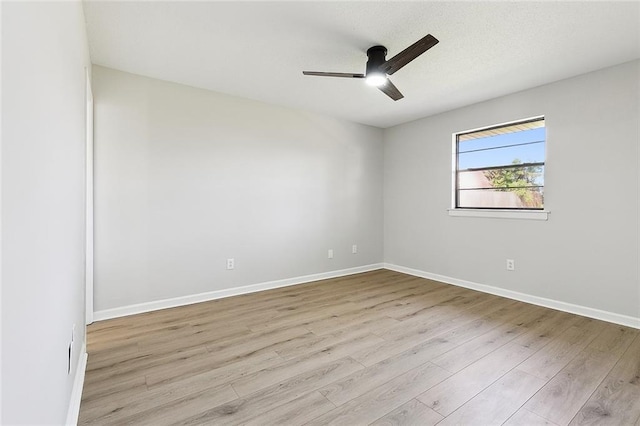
[[0, 2, 4, 422], [384, 60, 640, 321], [92, 66, 383, 313], [1, 1, 90, 424]]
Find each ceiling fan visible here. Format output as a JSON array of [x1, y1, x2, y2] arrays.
[[303, 34, 439, 101]]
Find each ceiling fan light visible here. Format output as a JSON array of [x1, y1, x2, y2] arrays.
[[365, 73, 386, 87]]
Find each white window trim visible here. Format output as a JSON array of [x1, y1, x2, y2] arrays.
[[448, 208, 549, 220], [450, 115, 548, 221]]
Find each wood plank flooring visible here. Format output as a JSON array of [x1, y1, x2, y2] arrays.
[[79, 270, 640, 425]]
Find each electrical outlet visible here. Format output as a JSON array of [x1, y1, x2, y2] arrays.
[[352, 244, 358, 254], [227, 258, 234, 270], [506, 259, 515, 271], [328, 249, 334, 259]]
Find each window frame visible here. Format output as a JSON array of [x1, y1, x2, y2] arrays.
[[449, 115, 549, 221]]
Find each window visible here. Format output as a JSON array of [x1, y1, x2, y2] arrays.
[[454, 117, 545, 211]]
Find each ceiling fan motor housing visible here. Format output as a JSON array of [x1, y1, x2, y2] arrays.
[[366, 46, 387, 76]]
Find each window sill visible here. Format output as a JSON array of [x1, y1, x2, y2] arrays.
[[448, 209, 549, 221]]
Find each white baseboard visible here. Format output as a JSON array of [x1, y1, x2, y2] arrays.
[[94, 263, 385, 321], [65, 342, 87, 426], [384, 263, 640, 329], [92, 262, 639, 329]]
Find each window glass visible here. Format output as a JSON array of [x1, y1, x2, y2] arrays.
[[455, 118, 545, 210]]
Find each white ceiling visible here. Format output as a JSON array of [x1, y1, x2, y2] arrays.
[[83, 1, 640, 128]]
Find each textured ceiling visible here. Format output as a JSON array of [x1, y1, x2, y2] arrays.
[[83, 1, 640, 128]]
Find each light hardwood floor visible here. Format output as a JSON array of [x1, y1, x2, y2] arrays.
[[79, 270, 640, 425]]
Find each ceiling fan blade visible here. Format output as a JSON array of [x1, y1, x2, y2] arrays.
[[378, 78, 404, 101], [303, 71, 365, 78], [379, 34, 439, 75]]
